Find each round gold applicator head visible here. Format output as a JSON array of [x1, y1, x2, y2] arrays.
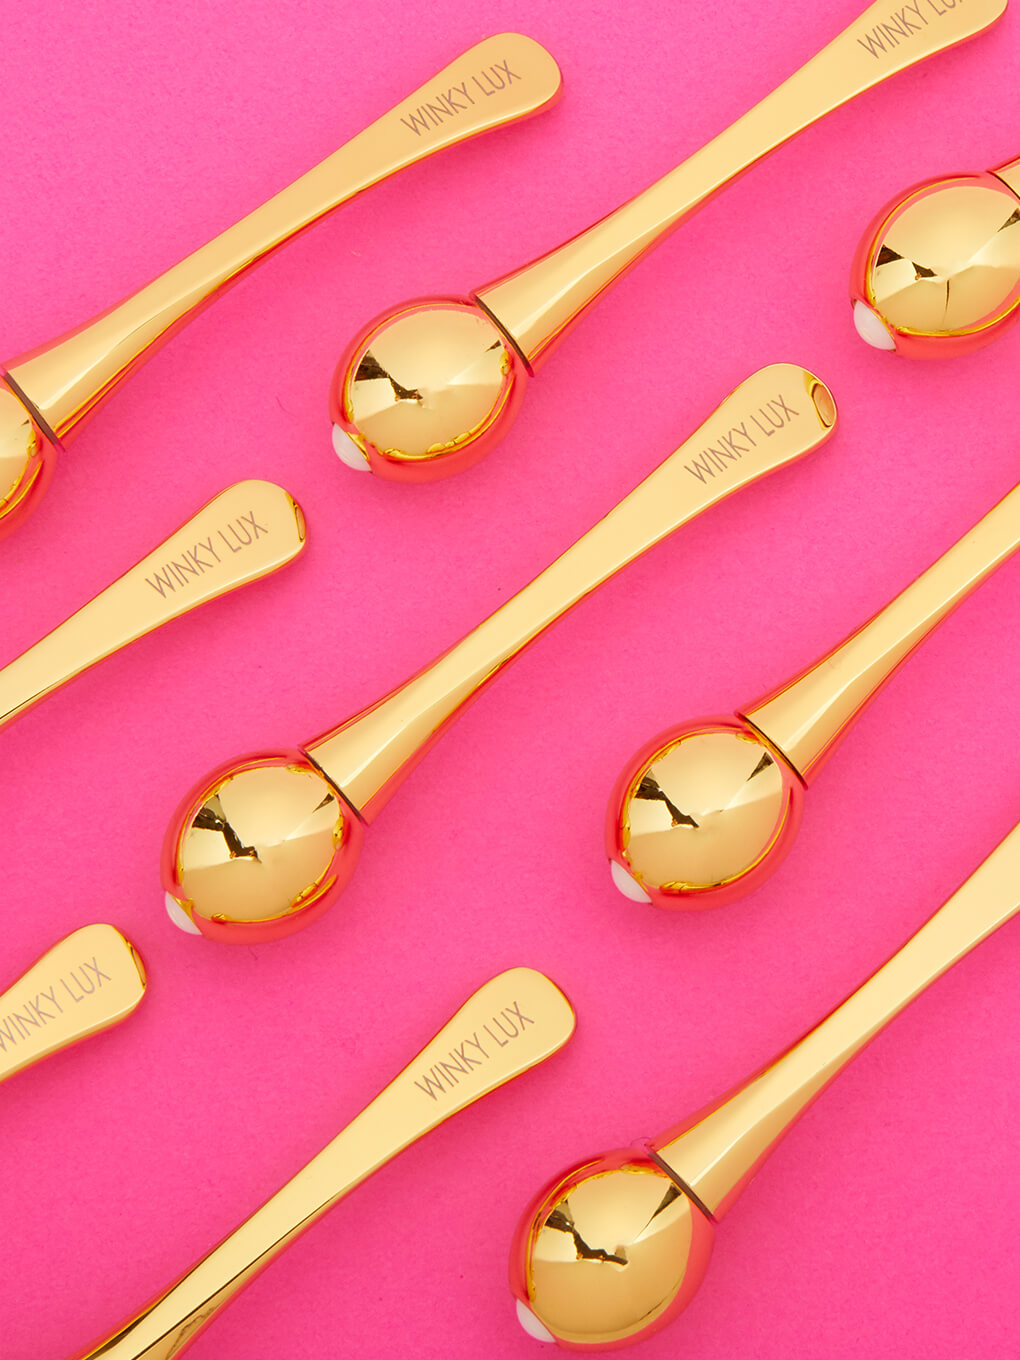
[[329, 0, 1006, 482], [607, 718, 804, 909], [510, 1149, 715, 1348], [850, 159, 1020, 358], [329, 298, 529, 480], [167, 365, 837, 942], [513, 821, 1020, 1348], [0, 35, 562, 540], [608, 479, 1020, 910], [162, 751, 363, 943]]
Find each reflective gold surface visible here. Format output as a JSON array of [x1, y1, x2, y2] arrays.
[[166, 364, 836, 941], [479, 0, 1006, 366], [516, 822, 1020, 1348], [0, 925, 146, 1085], [745, 479, 1020, 783], [331, 300, 526, 480], [73, 969, 575, 1360], [0, 385, 40, 504], [0, 382, 49, 537], [168, 755, 359, 942], [519, 1156, 714, 1348], [0, 36, 562, 532], [610, 480, 1020, 909], [862, 175, 1020, 350], [332, 3, 999, 481], [656, 820, 1020, 1219], [0, 480, 306, 733], [613, 723, 801, 907], [995, 154, 1020, 199], [312, 366, 835, 820]]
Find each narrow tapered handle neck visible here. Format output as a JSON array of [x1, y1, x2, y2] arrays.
[[654, 820, 1020, 1220], [7, 35, 561, 443], [743, 480, 1020, 784], [72, 970, 574, 1360], [306, 365, 835, 819], [0, 481, 304, 733], [476, 0, 1006, 367]]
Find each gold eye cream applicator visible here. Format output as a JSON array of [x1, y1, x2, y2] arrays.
[[609, 479, 1020, 909], [328, 0, 1005, 482], [164, 365, 835, 943], [68, 968, 574, 1360], [0, 36, 562, 539], [512, 821, 1020, 1349], [0, 480, 304, 734], [0, 925, 145, 1085], [851, 153, 1020, 356]]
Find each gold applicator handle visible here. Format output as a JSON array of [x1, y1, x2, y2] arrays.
[[0, 925, 146, 1085], [654, 820, 1020, 1220], [3, 34, 561, 445], [0, 480, 305, 731], [742, 480, 1020, 784], [306, 365, 836, 819], [71, 968, 575, 1360], [475, 0, 1007, 367]]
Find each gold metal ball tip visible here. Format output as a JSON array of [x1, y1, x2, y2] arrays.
[[512, 1152, 715, 1348], [853, 173, 1020, 358], [608, 720, 803, 909], [329, 298, 529, 481], [0, 385, 51, 536], [162, 753, 363, 943]]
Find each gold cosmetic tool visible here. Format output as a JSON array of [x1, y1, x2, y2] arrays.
[[851, 153, 1020, 356], [328, 0, 1005, 482], [512, 821, 1020, 1349], [0, 925, 145, 1084], [0, 480, 304, 733], [165, 365, 836, 943], [0, 35, 562, 538], [609, 479, 1020, 909], [70, 968, 574, 1360]]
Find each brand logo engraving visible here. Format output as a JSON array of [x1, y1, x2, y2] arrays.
[[684, 393, 801, 484], [0, 955, 112, 1054], [856, 0, 960, 59], [145, 509, 269, 598], [400, 58, 523, 136], [413, 999, 535, 1101]]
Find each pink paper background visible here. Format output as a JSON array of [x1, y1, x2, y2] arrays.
[[1, 2, 1018, 1357]]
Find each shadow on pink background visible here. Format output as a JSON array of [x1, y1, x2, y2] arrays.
[[0, 2, 1017, 1357]]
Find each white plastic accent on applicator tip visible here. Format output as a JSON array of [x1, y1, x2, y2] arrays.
[[516, 1298, 555, 1343], [165, 892, 203, 935], [610, 858, 652, 903], [853, 299, 897, 351], [332, 423, 371, 470]]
